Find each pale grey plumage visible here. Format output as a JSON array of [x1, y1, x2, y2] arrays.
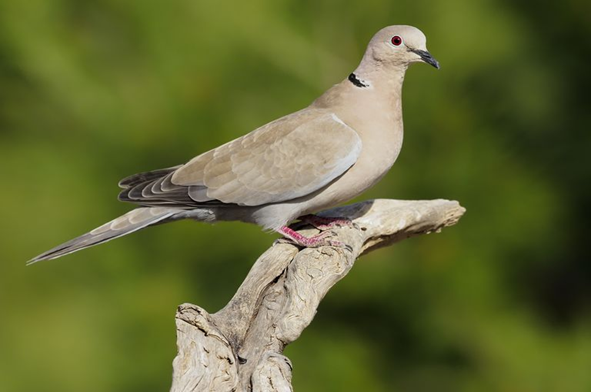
[[29, 25, 438, 264], [175, 111, 361, 205]]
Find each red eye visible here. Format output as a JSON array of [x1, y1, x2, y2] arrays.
[[391, 36, 402, 46]]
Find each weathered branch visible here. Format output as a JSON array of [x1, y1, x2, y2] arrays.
[[170, 199, 465, 392]]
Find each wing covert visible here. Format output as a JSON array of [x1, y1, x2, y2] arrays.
[[172, 111, 362, 206]]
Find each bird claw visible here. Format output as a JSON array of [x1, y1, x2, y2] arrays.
[[298, 215, 357, 231], [277, 226, 351, 251], [326, 240, 354, 253]]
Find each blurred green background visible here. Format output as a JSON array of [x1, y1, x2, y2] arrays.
[[1, 0, 590, 390]]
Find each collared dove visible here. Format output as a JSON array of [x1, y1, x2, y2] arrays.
[[29, 25, 439, 264]]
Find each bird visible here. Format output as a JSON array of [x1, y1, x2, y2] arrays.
[[29, 25, 439, 264]]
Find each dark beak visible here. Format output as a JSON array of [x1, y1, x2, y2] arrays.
[[410, 48, 440, 69]]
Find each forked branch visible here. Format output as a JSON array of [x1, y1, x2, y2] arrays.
[[170, 199, 465, 392]]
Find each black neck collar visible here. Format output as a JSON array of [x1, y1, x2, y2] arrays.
[[348, 73, 369, 88]]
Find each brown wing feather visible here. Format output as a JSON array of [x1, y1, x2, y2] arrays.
[[172, 111, 362, 206], [118, 110, 361, 208]]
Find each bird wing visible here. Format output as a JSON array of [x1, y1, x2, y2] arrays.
[[120, 110, 362, 207], [173, 110, 362, 206]]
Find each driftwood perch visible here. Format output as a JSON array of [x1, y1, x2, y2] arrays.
[[170, 199, 465, 391]]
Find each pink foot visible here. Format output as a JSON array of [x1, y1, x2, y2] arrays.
[[298, 215, 356, 230], [277, 226, 351, 251]]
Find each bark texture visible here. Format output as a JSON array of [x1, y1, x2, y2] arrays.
[[171, 199, 465, 392]]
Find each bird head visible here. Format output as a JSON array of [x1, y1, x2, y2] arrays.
[[365, 25, 440, 69]]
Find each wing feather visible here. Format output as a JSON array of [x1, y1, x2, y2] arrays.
[[171, 111, 361, 206], [119, 110, 361, 208]]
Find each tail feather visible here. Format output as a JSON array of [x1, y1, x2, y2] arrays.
[[118, 166, 181, 188], [28, 207, 177, 265]]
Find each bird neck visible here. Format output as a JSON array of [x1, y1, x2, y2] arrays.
[[351, 60, 408, 98], [311, 60, 407, 118]]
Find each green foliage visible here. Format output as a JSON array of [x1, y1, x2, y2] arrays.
[[1, 0, 589, 390]]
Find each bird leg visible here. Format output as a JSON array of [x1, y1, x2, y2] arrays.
[[277, 226, 350, 250], [298, 214, 356, 230]]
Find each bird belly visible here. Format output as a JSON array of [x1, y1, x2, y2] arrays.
[[232, 120, 404, 231], [293, 124, 404, 216]]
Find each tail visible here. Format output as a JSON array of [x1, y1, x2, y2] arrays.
[[28, 207, 178, 265]]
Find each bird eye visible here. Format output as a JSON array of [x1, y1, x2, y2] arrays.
[[391, 36, 403, 46]]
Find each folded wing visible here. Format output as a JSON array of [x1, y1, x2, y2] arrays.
[[119, 110, 362, 207]]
